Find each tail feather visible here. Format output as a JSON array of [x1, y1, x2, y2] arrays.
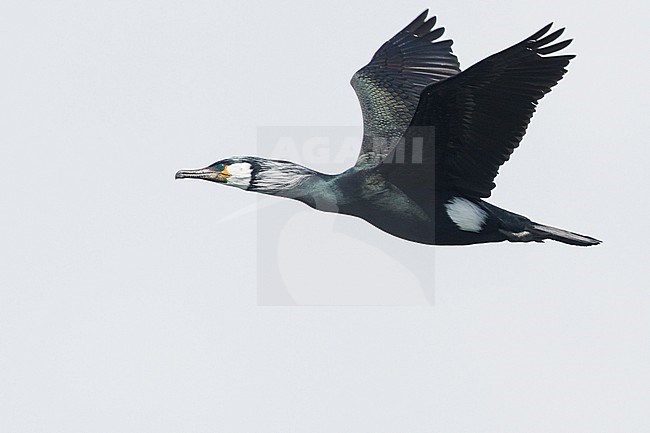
[[499, 223, 601, 246], [527, 223, 601, 246]]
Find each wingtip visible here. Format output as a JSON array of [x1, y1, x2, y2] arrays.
[[423, 26, 445, 42], [405, 9, 430, 32], [528, 23, 554, 41], [536, 38, 574, 55], [415, 9, 429, 22]]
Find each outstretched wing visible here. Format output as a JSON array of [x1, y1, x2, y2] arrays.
[[351, 10, 460, 167], [379, 24, 574, 199]]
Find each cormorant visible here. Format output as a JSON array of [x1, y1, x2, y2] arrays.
[[176, 10, 601, 246]]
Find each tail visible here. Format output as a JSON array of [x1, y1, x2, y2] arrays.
[[528, 223, 601, 246], [523, 223, 601, 246]]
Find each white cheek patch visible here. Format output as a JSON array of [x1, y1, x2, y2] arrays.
[[226, 162, 252, 189], [445, 197, 488, 233]]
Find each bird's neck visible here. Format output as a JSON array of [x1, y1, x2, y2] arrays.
[[248, 159, 339, 211]]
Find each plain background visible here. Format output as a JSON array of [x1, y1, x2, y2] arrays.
[[1, 0, 649, 431]]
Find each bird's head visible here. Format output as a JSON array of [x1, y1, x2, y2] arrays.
[[175, 157, 254, 190], [176, 156, 319, 194]]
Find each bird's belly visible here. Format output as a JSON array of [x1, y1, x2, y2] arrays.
[[370, 215, 437, 244], [338, 200, 437, 244]]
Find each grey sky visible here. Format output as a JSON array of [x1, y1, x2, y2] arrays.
[[1, 0, 648, 432]]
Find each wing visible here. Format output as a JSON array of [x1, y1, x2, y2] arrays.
[[378, 24, 574, 199], [351, 10, 460, 167]]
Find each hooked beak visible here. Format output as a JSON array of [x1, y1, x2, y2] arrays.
[[175, 167, 229, 183]]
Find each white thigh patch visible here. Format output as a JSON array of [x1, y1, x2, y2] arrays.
[[445, 197, 488, 233]]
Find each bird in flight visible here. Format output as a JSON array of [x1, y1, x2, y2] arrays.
[[176, 10, 600, 246]]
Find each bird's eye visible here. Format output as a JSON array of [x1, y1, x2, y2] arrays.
[[216, 163, 225, 171]]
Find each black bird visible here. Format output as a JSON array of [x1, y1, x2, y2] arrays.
[[176, 11, 600, 246]]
